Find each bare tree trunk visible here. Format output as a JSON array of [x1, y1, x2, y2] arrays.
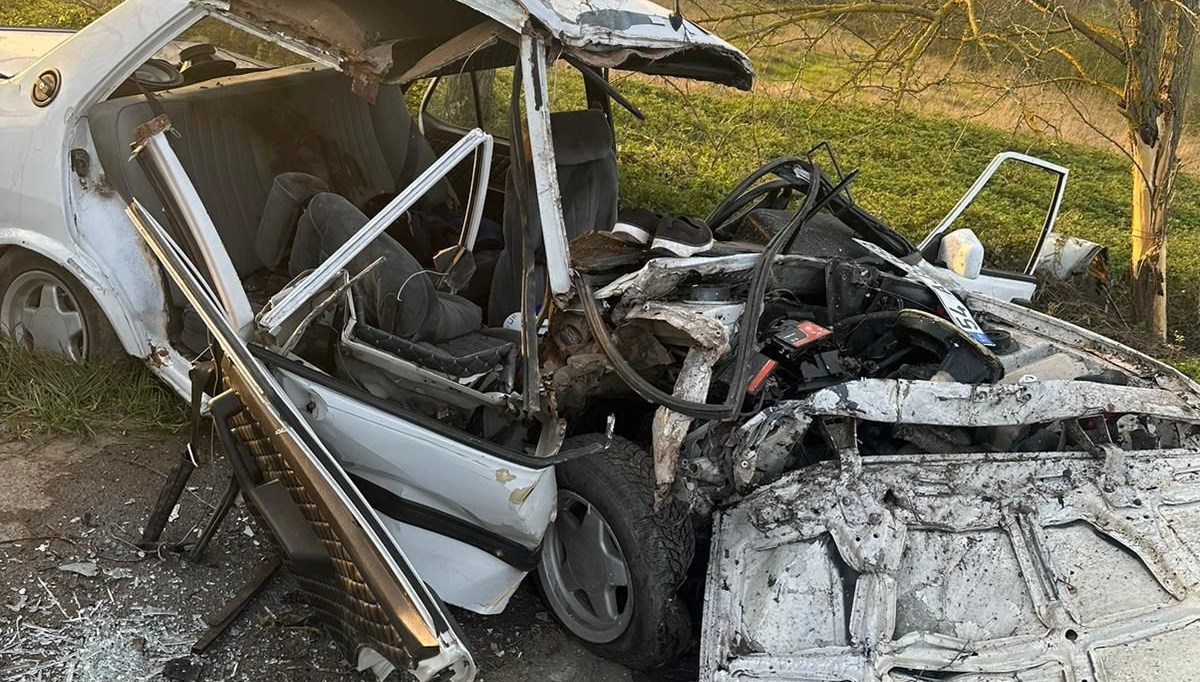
[[1124, 0, 1196, 341], [1129, 130, 1172, 339]]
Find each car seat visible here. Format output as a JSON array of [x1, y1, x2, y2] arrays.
[[283, 191, 518, 411], [488, 109, 618, 326]]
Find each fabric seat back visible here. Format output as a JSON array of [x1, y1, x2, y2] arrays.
[[488, 109, 618, 325], [89, 64, 445, 278], [290, 193, 481, 343]]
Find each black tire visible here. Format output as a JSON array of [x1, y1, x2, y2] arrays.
[[539, 434, 695, 670], [0, 249, 124, 361]]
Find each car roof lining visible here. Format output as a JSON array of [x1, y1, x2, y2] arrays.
[[398, 20, 518, 83]]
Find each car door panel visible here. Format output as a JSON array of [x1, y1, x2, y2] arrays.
[[270, 364, 556, 615], [918, 152, 1069, 300]]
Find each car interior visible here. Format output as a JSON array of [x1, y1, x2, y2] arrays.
[[85, 21, 971, 456], [87, 38, 623, 450]]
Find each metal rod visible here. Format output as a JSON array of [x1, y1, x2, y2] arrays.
[[519, 34, 572, 296], [187, 475, 241, 562], [192, 556, 281, 653]]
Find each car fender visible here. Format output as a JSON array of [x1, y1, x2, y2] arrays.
[[0, 224, 192, 396], [0, 226, 166, 351]]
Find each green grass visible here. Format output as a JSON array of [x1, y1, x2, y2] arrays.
[[0, 0, 96, 28], [0, 343, 186, 438], [1173, 358, 1200, 382]]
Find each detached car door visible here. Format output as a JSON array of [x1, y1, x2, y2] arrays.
[[128, 200, 476, 682]]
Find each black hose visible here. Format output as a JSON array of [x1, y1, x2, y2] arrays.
[[577, 165, 858, 421]]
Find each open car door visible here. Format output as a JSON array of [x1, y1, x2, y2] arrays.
[[127, 198, 476, 681], [917, 152, 1070, 303]]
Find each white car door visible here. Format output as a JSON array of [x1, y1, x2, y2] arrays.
[[919, 151, 1071, 302]]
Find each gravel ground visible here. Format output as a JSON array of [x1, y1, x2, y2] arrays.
[[0, 432, 696, 681]]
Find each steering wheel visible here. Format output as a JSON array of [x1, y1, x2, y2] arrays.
[[130, 58, 185, 92], [706, 157, 814, 239]]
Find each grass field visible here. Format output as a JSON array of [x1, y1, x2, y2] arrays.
[[0, 0, 95, 28], [0, 343, 185, 437], [3, 0, 1200, 431]]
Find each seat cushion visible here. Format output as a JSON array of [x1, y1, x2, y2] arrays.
[[290, 193, 481, 343], [256, 172, 331, 271]]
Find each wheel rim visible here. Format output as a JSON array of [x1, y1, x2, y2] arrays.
[[539, 490, 634, 643], [1, 270, 88, 361]]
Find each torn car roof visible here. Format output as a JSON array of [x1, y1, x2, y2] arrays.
[[214, 0, 754, 90]]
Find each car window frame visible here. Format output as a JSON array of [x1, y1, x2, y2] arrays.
[[918, 152, 1069, 277]]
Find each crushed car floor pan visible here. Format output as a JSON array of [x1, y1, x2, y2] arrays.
[[702, 448, 1200, 681]]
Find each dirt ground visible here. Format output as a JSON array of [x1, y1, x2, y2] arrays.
[[0, 431, 695, 681]]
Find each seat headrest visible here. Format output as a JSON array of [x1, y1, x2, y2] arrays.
[[550, 110, 614, 167]]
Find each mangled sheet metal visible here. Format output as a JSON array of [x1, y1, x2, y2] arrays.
[[516, 0, 754, 88], [213, 0, 753, 95], [703, 443, 1200, 681], [697, 290, 1200, 681]]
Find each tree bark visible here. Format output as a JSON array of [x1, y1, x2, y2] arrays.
[[1124, 0, 1196, 341], [1130, 132, 1170, 338]]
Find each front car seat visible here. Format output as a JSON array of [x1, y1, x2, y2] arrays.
[[488, 109, 618, 325], [289, 193, 518, 414], [290, 193, 481, 342]]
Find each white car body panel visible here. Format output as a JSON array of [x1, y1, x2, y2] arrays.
[[704, 448, 1200, 681], [275, 369, 557, 614], [0, 27, 72, 78], [0, 0, 202, 395], [129, 198, 476, 680], [702, 295, 1200, 681]]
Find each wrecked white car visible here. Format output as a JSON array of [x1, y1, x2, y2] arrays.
[[1, 1, 1195, 681]]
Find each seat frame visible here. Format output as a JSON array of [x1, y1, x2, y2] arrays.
[[337, 290, 521, 413]]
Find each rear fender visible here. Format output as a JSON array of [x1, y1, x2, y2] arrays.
[[0, 226, 189, 396]]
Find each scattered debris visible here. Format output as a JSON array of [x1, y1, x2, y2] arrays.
[[58, 562, 99, 578], [103, 567, 135, 581], [161, 656, 201, 681]]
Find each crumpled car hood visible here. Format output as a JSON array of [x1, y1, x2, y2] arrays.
[[697, 294, 1200, 681]]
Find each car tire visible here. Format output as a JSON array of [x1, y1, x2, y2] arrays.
[[538, 434, 695, 670], [0, 249, 123, 362]]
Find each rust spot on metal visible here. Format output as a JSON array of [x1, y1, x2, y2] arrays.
[[147, 344, 170, 368], [130, 114, 173, 153], [509, 485, 534, 506]]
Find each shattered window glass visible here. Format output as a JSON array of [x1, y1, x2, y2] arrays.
[[425, 69, 515, 139], [424, 64, 586, 141]]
